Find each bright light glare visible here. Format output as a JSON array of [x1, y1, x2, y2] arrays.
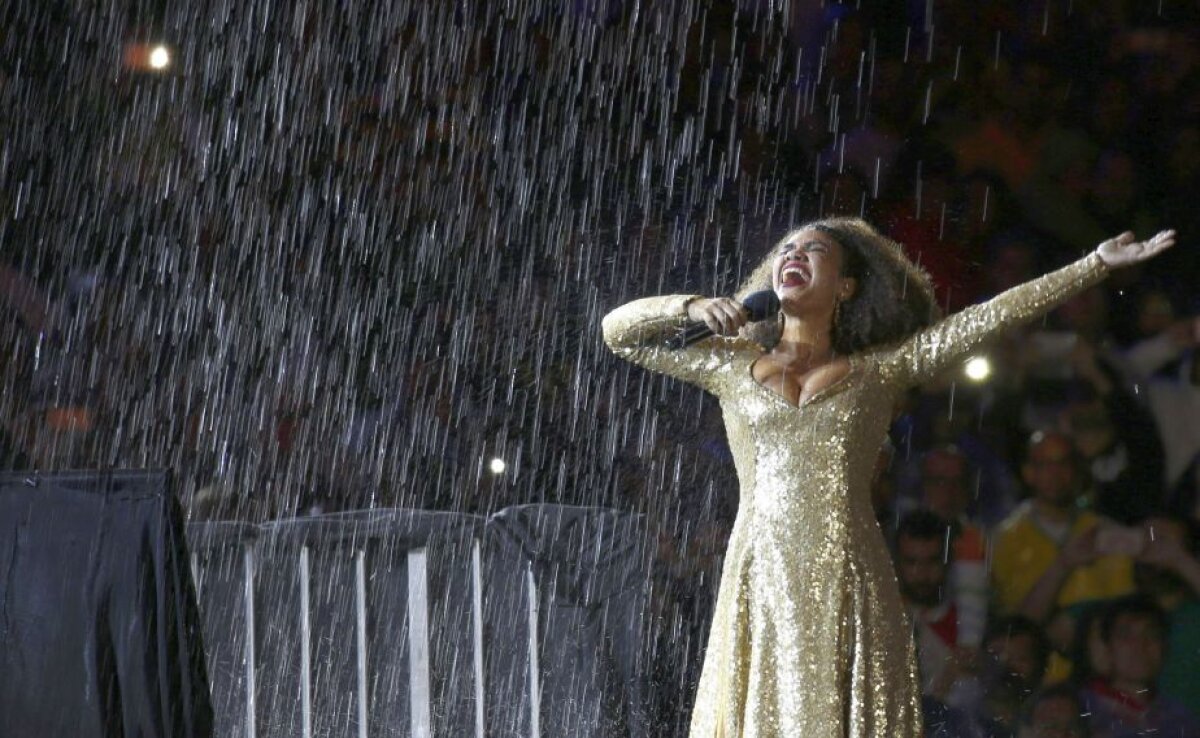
[[964, 356, 991, 382], [148, 45, 171, 70], [488, 458, 507, 474]]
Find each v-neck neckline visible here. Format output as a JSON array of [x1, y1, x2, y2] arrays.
[[747, 353, 859, 410]]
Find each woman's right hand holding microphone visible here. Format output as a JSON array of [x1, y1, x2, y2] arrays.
[[686, 297, 750, 337]]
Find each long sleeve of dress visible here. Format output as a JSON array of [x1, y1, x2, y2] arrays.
[[601, 295, 745, 395], [876, 251, 1109, 388]]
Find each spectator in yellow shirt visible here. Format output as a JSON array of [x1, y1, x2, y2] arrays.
[[992, 431, 1134, 616]]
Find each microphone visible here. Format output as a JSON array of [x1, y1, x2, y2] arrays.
[[669, 290, 780, 349]]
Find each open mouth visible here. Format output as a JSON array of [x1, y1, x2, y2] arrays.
[[780, 264, 809, 288]]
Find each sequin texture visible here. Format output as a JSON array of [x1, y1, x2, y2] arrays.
[[601, 253, 1108, 737]]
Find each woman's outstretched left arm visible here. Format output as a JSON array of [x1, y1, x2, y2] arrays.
[[878, 230, 1176, 387]]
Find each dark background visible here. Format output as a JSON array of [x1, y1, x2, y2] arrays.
[[0, 0, 1195, 524]]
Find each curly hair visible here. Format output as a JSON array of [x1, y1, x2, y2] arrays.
[[734, 217, 941, 354]]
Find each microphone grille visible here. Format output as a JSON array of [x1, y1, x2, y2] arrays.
[[742, 290, 781, 321]]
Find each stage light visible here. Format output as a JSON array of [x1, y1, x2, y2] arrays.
[[964, 356, 991, 382], [122, 42, 175, 73], [148, 45, 171, 70], [488, 458, 507, 474]]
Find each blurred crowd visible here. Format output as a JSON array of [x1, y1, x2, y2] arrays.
[[1, 1, 1198, 735]]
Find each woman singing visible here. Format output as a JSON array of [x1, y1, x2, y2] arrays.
[[601, 218, 1175, 737]]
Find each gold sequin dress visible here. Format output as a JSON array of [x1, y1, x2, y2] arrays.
[[601, 253, 1108, 737]]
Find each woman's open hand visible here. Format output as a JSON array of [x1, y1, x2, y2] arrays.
[[686, 297, 749, 336], [1096, 229, 1176, 268]]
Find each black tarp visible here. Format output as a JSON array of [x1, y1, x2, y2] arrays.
[[0, 470, 213, 738]]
